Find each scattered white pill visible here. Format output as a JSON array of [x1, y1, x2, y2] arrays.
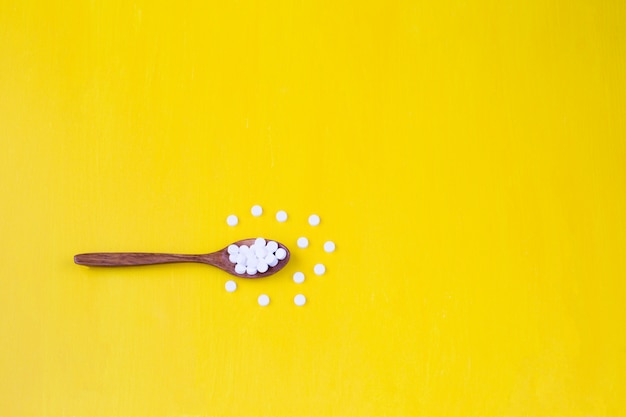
[[323, 241, 336, 253], [226, 214, 238, 226], [297, 237, 309, 248], [257, 261, 269, 273], [258, 294, 270, 306], [275, 248, 287, 260], [251, 205, 263, 216], [266, 241, 279, 253], [246, 265, 258, 275], [225, 280, 237, 292], [294, 294, 306, 306], [276, 210, 288, 222], [314, 263, 326, 275], [293, 271, 305, 284], [227, 244, 239, 255], [234, 264, 246, 274], [308, 214, 320, 226]]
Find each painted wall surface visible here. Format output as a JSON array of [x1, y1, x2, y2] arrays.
[[1, 1, 625, 416]]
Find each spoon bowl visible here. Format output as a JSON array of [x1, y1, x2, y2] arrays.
[[74, 238, 290, 278]]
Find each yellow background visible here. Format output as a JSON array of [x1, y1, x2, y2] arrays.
[[1, 1, 625, 416]]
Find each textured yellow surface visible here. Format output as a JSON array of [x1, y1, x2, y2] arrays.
[[1, 1, 626, 416]]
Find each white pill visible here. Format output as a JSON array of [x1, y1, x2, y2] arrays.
[[236, 253, 246, 264], [246, 255, 258, 268], [251, 205, 263, 216], [293, 271, 305, 284], [257, 261, 269, 273], [297, 237, 309, 248], [228, 253, 238, 264], [226, 214, 238, 226], [225, 280, 237, 292], [294, 294, 306, 306], [275, 248, 287, 260], [258, 294, 270, 306], [227, 244, 239, 255], [323, 241, 336, 253], [264, 254, 277, 266], [276, 210, 288, 222], [266, 241, 279, 253], [268, 256, 279, 267], [255, 237, 266, 247], [308, 214, 320, 226], [239, 245, 250, 254], [255, 247, 268, 258], [246, 265, 258, 275], [235, 264, 246, 274], [314, 263, 326, 275]]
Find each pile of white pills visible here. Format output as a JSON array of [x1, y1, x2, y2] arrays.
[[227, 237, 287, 275]]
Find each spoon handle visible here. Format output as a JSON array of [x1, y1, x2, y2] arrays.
[[74, 252, 209, 267]]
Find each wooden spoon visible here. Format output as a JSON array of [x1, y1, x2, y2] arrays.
[[74, 238, 290, 279]]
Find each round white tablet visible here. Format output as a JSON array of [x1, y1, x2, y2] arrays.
[[226, 214, 238, 226], [308, 214, 320, 226], [293, 271, 305, 284], [267, 255, 279, 267], [276, 210, 288, 222], [258, 294, 270, 306], [266, 241, 279, 253], [275, 248, 287, 260], [245, 255, 258, 268], [255, 246, 267, 258], [251, 205, 263, 216], [314, 263, 326, 275], [297, 237, 309, 248], [225, 280, 237, 292], [257, 261, 269, 273], [294, 294, 306, 306], [234, 264, 246, 274], [323, 241, 336, 253], [227, 244, 239, 255]]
